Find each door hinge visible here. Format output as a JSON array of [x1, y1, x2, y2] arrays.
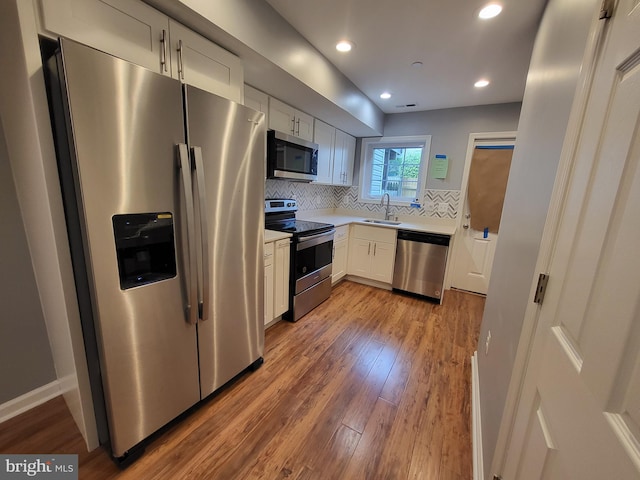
[[600, 0, 614, 19], [533, 273, 549, 305]]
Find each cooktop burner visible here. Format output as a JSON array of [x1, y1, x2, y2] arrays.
[[268, 219, 334, 235], [265, 199, 334, 236]]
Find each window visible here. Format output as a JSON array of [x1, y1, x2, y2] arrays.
[[359, 135, 431, 204]]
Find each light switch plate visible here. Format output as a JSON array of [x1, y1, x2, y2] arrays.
[[437, 202, 449, 214]]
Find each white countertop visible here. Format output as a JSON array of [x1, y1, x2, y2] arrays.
[[297, 213, 456, 236], [264, 230, 293, 243]]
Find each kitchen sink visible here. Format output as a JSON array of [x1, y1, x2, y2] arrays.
[[362, 219, 402, 225]]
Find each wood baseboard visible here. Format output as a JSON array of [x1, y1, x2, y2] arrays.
[[0, 381, 61, 424], [472, 351, 484, 480]]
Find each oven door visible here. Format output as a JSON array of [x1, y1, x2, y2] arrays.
[[294, 229, 335, 293]]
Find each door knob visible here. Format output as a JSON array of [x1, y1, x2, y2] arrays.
[[463, 224, 470, 229]]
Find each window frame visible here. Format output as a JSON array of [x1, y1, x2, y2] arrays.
[[358, 135, 432, 205]]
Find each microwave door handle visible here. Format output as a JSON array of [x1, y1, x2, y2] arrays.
[[191, 146, 210, 321], [177, 144, 198, 325]]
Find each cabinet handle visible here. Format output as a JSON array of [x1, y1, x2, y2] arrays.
[[291, 118, 296, 135], [177, 39, 185, 80], [368, 242, 371, 255], [160, 29, 168, 72], [373, 243, 377, 256], [296, 118, 300, 136]]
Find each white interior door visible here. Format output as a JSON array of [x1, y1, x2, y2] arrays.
[[452, 136, 515, 294], [502, 3, 640, 478]]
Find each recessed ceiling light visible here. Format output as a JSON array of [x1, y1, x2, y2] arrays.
[[336, 40, 354, 52], [475, 79, 490, 88], [479, 3, 502, 19], [380, 92, 392, 99], [411, 61, 423, 68]]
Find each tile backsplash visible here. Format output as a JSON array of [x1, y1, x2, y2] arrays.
[[265, 180, 460, 219]]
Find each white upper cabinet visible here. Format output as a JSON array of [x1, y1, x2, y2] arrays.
[[244, 85, 269, 123], [332, 129, 356, 186], [168, 20, 243, 103], [39, 0, 244, 102], [313, 122, 355, 186], [268, 98, 314, 142], [40, 0, 171, 75], [313, 119, 335, 184]]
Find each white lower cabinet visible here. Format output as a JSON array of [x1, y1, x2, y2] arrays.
[[347, 225, 397, 283], [263, 241, 274, 325], [273, 239, 290, 317], [264, 237, 290, 325], [332, 225, 349, 284]]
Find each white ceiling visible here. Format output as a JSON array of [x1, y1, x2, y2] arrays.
[[264, 0, 547, 114]]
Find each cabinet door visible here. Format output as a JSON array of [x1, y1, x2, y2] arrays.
[[313, 120, 335, 184], [273, 239, 290, 317], [268, 97, 295, 134], [244, 85, 269, 124], [370, 241, 396, 283], [264, 262, 274, 324], [332, 239, 348, 284], [332, 129, 356, 185], [348, 239, 371, 277], [169, 20, 243, 103], [294, 111, 314, 142], [342, 132, 356, 186], [264, 242, 274, 324], [332, 129, 346, 185], [39, 0, 170, 75]]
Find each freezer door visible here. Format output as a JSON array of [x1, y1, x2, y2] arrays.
[[185, 85, 265, 397], [56, 40, 200, 457]]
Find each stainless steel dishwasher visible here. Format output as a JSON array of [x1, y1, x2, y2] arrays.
[[392, 230, 450, 301]]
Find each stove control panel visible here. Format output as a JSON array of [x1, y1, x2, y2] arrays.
[[265, 199, 297, 213]]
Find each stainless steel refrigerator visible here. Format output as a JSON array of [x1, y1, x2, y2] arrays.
[[45, 39, 265, 461]]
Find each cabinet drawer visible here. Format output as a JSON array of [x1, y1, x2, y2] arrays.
[[264, 241, 274, 266], [335, 225, 349, 242], [351, 224, 396, 244]]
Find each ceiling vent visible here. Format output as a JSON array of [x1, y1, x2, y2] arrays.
[[395, 103, 418, 108]]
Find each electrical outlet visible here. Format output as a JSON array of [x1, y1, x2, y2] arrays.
[[437, 202, 449, 214], [485, 330, 492, 355]]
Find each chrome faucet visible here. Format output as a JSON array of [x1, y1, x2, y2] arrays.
[[381, 193, 391, 220]]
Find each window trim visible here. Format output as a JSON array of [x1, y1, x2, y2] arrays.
[[358, 135, 432, 205]]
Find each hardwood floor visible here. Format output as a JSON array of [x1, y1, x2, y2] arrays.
[[0, 281, 484, 479]]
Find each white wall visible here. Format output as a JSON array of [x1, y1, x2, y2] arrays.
[[145, 0, 384, 137], [0, 0, 98, 449], [383, 103, 522, 191], [476, 0, 600, 477], [0, 111, 56, 404]]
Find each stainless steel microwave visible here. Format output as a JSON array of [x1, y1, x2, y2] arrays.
[[267, 130, 318, 182]]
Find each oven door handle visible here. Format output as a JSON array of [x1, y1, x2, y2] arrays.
[[297, 229, 336, 251]]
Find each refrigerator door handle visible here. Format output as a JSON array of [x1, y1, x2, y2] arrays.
[[177, 143, 198, 325], [191, 146, 210, 321]]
